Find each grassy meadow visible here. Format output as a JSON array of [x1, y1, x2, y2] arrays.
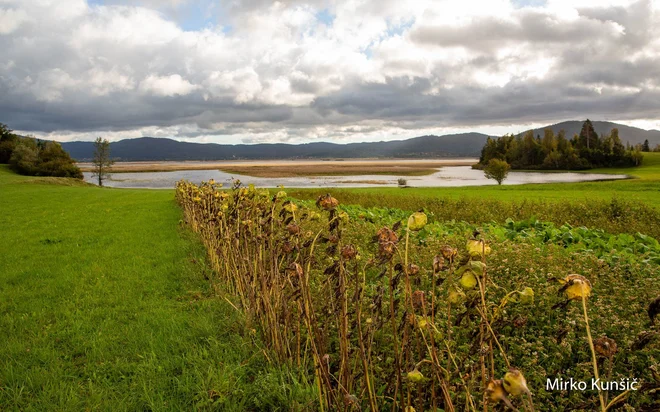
[[286, 153, 660, 238], [1, 152, 659, 411], [288, 152, 660, 203], [0, 165, 315, 411]]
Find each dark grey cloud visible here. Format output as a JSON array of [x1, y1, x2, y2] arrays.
[[310, 73, 660, 127], [0, 0, 659, 142]]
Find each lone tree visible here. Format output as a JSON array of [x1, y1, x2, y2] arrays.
[[92, 137, 114, 186], [642, 139, 650, 152], [484, 158, 511, 185]]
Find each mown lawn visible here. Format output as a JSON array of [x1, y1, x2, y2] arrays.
[[0, 165, 314, 411]]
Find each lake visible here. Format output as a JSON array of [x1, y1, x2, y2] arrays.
[[83, 165, 629, 189]]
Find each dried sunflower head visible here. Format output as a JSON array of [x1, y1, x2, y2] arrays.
[[486, 379, 517, 410], [286, 223, 300, 235], [594, 336, 618, 359], [486, 379, 507, 403], [406, 369, 424, 383], [503, 368, 530, 396], [467, 239, 491, 258], [412, 290, 426, 310], [459, 271, 478, 290], [560, 274, 592, 300], [440, 245, 458, 260], [407, 211, 427, 231], [316, 193, 339, 210], [340, 244, 357, 260], [433, 255, 446, 272]]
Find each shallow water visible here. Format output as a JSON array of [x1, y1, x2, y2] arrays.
[[83, 166, 629, 189]]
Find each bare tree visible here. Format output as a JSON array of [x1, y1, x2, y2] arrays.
[[92, 137, 114, 186]]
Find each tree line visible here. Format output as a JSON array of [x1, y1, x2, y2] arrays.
[[0, 123, 83, 178], [479, 119, 647, 170], [1, 122, 114, 184]]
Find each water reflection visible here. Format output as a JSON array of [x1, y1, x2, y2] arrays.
[[83, 166, 629, 189]]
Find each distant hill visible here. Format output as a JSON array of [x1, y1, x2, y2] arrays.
[[61, 133, 490, 161], [59, 120, 660, 161], [526, 121, 660, 146]]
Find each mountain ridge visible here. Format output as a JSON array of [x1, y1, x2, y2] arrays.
[[62, 132, 491, 161], [60, 121, 660, 161]]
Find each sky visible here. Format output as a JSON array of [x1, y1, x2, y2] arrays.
[[1, 0, 659, 144]]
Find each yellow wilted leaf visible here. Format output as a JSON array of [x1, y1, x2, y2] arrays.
[[519, 287, 534, 304]]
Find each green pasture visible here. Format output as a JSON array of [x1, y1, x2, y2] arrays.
[[0, 165, 314, 411], [0, 152, 658, 410], [289, 152, 660, 206]]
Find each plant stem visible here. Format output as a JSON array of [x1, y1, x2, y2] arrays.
[[582, 295, 606, 412]]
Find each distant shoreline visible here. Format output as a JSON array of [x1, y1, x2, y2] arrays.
[[77, 158, 478, 174]]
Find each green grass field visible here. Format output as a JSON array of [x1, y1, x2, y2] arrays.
[[1, 153, 658, 410], [0, 165, 314, 411], [288, 152, 660, 206], [282, 153, 660, 239]]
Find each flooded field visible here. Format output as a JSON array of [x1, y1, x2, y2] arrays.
[[83, 160, 629, 188]]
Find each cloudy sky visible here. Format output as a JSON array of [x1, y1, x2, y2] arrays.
[[1, 0, 659, 144]]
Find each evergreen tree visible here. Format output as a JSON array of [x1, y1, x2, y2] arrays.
[[578, 119, 599, 150], [642, 139, 650, 152]]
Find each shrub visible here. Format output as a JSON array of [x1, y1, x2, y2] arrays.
[[9, 138, 82, 178], [38, 141, 83, 178], [484, 158, 511, 185], [9, 139, 40, 175], [0, 122, 16, 163]]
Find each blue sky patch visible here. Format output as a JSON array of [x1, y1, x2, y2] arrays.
[[511, 0, 547, 8]]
